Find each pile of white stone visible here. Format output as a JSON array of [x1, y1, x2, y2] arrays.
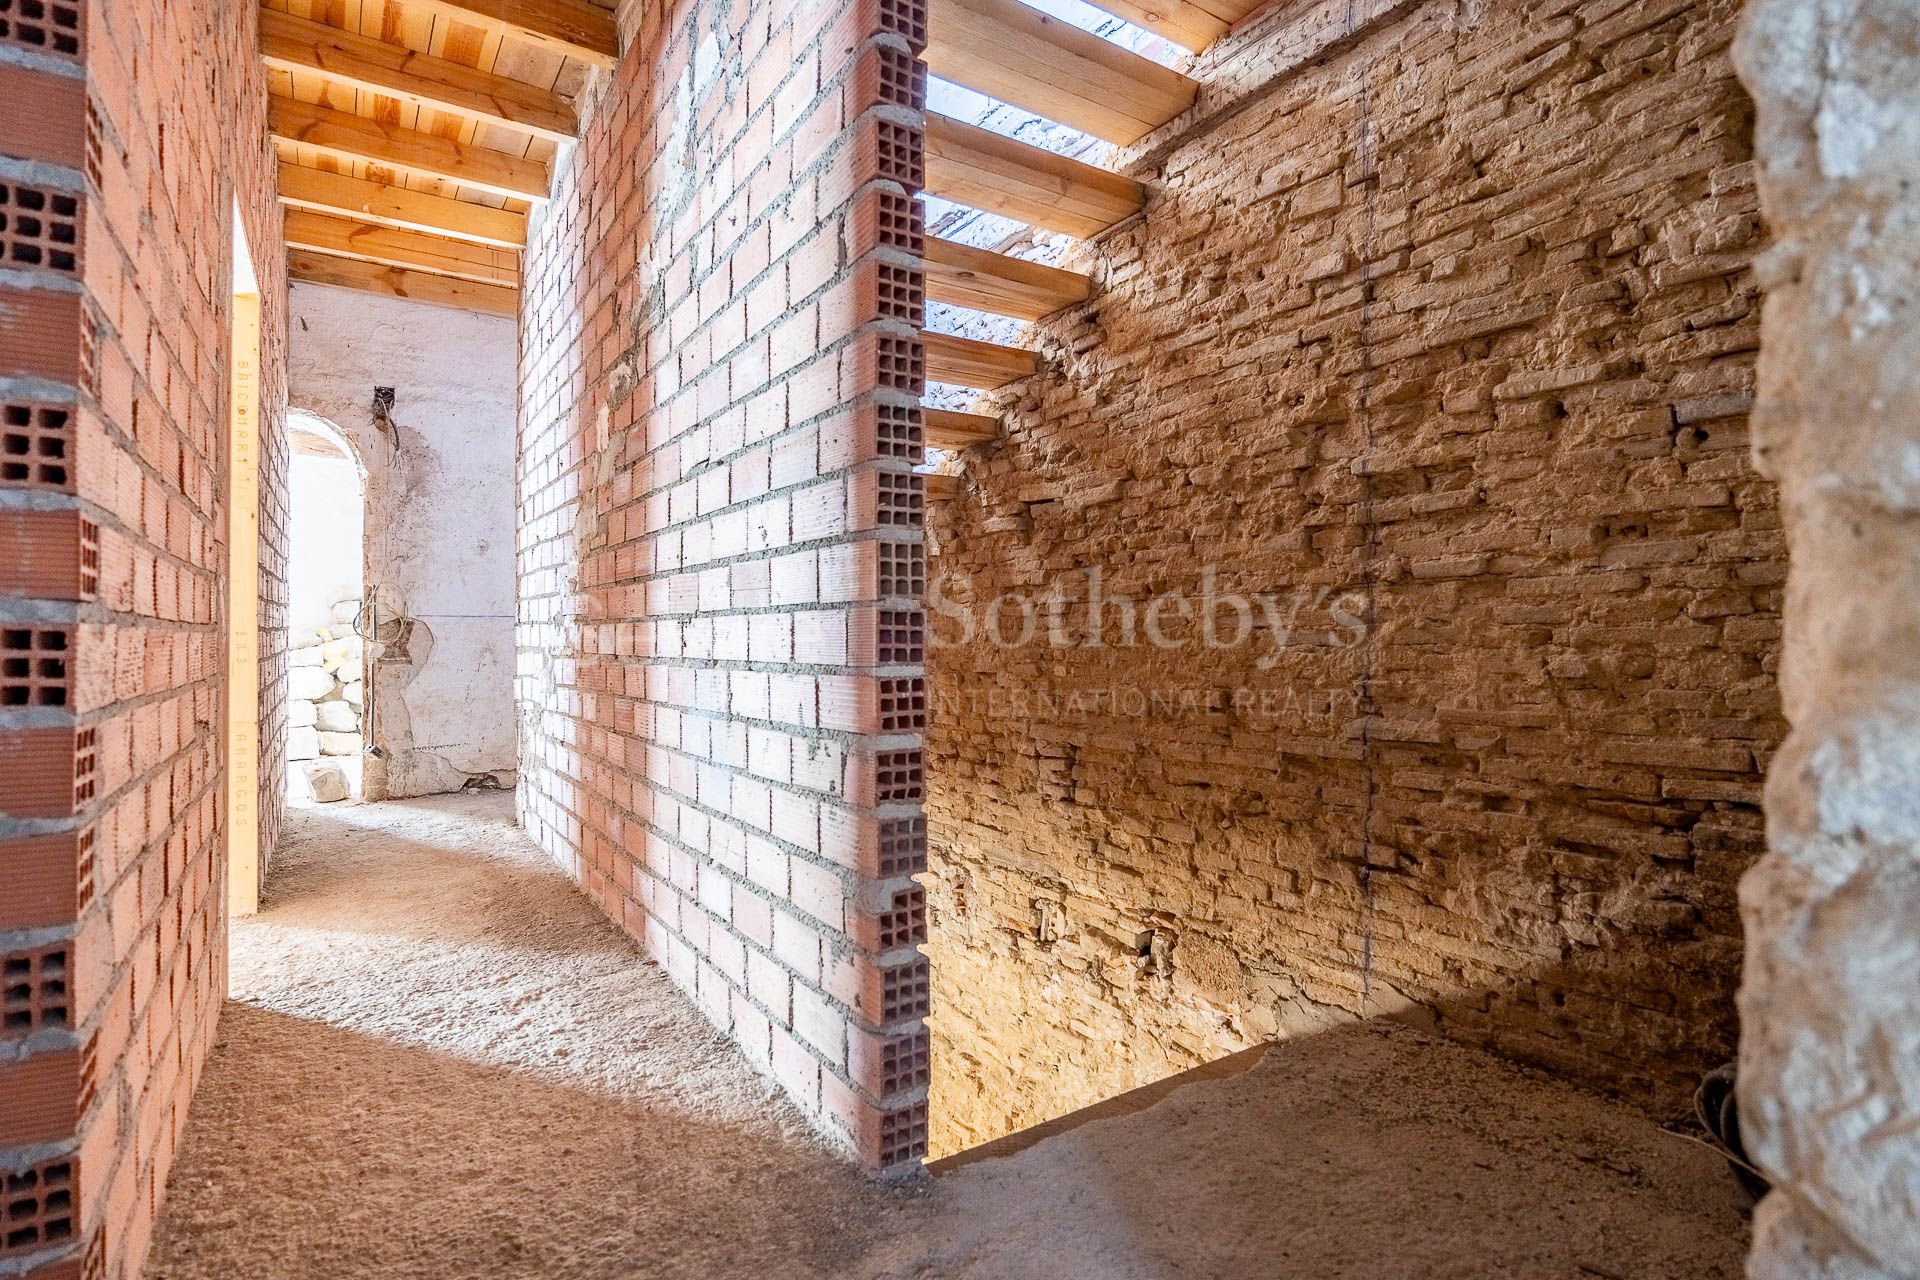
[[288, 598, 366, 803]]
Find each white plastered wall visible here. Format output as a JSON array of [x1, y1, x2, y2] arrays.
[[287, 283, 519, 798]]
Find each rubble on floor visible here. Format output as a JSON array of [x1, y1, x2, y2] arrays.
[[286, 596, 366, 803]]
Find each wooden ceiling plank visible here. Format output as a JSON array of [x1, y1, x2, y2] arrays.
[[925, 0, 1198, 146], [1073, 0, 1231, 49], [924, 236, 1092, 321], [398, 0, 618, 69], [925, 408, 1002, 448], [923, 472, 961, 501], [277, 162, 528, 246], [925, 331, 1041, 389], [269, 94, 550, 201], [283, 208, 520, 285], [288, 248, 520, 315], [925, 113, 1145, 239], [260, 9, 578, 143]]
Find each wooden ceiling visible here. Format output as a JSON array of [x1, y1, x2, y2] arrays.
[[264, 0, 617, 315], [258, 0, 1270, 392]]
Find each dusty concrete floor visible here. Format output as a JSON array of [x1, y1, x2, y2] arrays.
[[147, 793, 1750, 1279]]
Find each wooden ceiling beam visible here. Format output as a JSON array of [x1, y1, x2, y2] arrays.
[[924, 472, 961, 501], [925, 331, 1041, 389], [277, 164, 528, 248], [284, 210, 520, 286], [925, 0, 1198, 146], [269, 96, 550, 202], [925, 408, 1002, 448], [288, 248, 520, 317], [926, 113, 1144, 239], [399, 0, 618, 69], [260, 9, 578, 144], [925, 236, 1091, 321]]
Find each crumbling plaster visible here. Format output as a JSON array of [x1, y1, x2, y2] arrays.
[[287, 283, 520, 798], [1733, 0, 1920, 1275]]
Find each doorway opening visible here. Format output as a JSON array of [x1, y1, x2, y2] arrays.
[[284, 410, 368, 806]]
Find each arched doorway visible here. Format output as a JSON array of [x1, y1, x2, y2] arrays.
[[285, 409, 368, 805]]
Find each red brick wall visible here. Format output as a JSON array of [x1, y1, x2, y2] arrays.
[[516, 0, 933, 1168], [924, 0, 1780, 1151], [0, 1, 286, 1276]]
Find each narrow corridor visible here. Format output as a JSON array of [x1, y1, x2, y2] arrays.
[[144, 795, 1749, 1280], [143, 794, 899, 1279]]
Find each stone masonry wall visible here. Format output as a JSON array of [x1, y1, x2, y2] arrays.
[[1734, 0, 1920, 1274], [516, 0, 935, 1167], [924, 0, 1782, 1153], [0, 2, 287, 1277]]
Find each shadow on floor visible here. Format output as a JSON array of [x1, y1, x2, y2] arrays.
[[147, 794, 1749, 1280]]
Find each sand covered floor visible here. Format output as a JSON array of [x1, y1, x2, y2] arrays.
[[146, 793, 1749, 1279]]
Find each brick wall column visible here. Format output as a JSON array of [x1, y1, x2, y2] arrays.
[[517, 0, 933, 1170], [0, 2, 286, 1276]]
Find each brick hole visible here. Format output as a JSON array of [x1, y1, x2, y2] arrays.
[[0, 628, 68, 706], [76, 321, 95, 397], [879, 676, 926, 732], [0, 1156, 75, 1255], [879, 956, 930, 1022], [82, 101, 103, 190], [877, 540, 925, 597], [78, 516, 98, 599], [75, 1036, 96, 1116], [876, 815, 926, 876], [877, 884, 926, 948], [880, 1026, 932, 1093], [0, 403, 72, 489], [876, 45, 926, 110], [874, 334, 923, 394], [877, 608, 924, 664], [878, 0, 928, 50], [0, 0, 81, 58], [875, 748, 922, 804], [0, 181, 80, 274], [74, 825, 94, 913], [874, 261, 924, 326], [875, 471, 924, 528], [875, 403, 923, 462], [876, 189, 923, 256], [72, 725, 95, 807], [875, 119, 924, 192], [878, 1100, 929, 1167], [1, 943, 71, 1035]]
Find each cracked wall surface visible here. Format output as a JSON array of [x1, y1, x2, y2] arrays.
[[924, 0, 1783, 1154], [1733, 0, 1920, 1275]]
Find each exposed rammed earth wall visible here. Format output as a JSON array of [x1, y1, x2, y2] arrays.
[[923, 0, 1784, 1154]]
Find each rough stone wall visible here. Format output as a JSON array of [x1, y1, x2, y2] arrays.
[[515, 0, 935, 1167], [287, 283, 519, 799], [1732, 0, 1920, 1275], [925, 0, 1782, 1153], [0, 1, 287, 1277]]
